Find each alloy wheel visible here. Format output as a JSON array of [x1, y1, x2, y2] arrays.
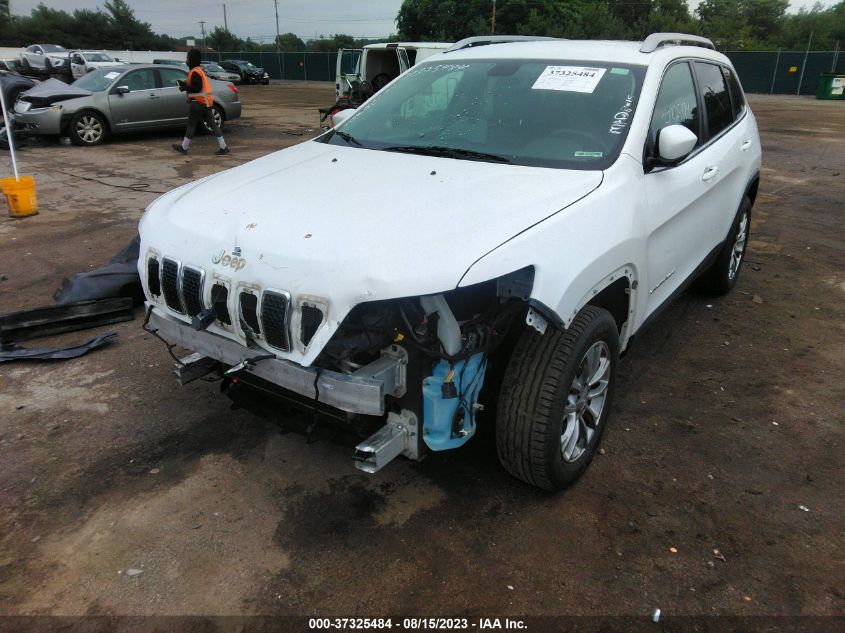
[[728, 211, 749, 280], [561, 340, 611, 463], [76, 116, 103, 144]]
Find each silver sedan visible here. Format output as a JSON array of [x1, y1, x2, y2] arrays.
[[14, 64, 241, 146]]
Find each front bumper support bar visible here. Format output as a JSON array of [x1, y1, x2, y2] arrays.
[[148, 308, 400, 416]]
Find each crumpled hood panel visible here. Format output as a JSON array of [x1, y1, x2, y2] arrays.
[[21, 78, 92, 103]]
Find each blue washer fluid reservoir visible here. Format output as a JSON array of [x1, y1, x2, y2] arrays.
[[422, 352, 487, 451]]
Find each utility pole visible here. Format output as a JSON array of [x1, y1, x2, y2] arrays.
[[223, 4, 228, 31], [199, 20, 207, 50], [274, 0, 281, 51], [491, 0, 496, 35]]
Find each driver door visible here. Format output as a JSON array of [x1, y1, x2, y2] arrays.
[[70, 53, 86, 80], [108, 68, 163, 131]]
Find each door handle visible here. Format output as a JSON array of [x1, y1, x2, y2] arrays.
[[148, 93, 160, 99], [702, 166, 719, 182], [740, 140, 752, 151]]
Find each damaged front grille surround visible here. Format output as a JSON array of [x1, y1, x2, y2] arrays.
[[148, 253, 326, 354]]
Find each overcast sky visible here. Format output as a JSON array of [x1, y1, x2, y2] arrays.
[[9, 0, 834, 43]]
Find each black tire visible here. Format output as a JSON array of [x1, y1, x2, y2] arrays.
[[696, 196, 752, 295], [22, 58, 31, 69], [371, 72, 391, 92], [45, 59, 52, 71], [496, 306, 619, 491], [68, 110, 108, 146], [202, 106, 225, 134]]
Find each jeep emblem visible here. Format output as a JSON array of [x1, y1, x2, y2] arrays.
[[212, 249, 246, 271]]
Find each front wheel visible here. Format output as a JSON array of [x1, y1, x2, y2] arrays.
[[496, 306, 619, 491], [68, 111, 107, 146], [696, 196, 752, 295]]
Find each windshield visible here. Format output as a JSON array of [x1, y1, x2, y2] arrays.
[[204, 63, 225, 72], [243, 62, 256, 69], [321, 59, 645, 169], [83, 53, 113, 62], [43, 45, 67, 53], [73, 68, 122, 91]]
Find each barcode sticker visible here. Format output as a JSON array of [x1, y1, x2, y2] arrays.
[[532, 66, 606, 93]]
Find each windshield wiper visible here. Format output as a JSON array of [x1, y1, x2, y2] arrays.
[[382, 145, 511, 163], [333, 129, 362, 147]]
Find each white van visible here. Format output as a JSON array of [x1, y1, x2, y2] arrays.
[[335, 42, 452, 101]]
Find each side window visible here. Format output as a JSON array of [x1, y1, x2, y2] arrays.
[[722, 66, 746, 119], [694, 62, 733, 139], [122, 69, 156, 92], [73, 54, 84, 64], [158, 67, 186, 88], [649, 62, 700, 150]]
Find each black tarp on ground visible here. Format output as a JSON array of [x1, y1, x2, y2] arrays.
[[53, 235, 144, 305]]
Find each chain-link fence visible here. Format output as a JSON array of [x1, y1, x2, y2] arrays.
[[725, 50, 845, 95], [203, 49, 844, 95], [203, 51, 338, 82]]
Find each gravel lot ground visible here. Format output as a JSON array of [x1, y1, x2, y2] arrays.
[[0, 85, 843, 625]]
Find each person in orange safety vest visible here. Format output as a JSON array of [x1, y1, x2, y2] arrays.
[[172, 48, 229, 155]]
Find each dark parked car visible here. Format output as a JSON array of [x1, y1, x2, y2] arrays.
[[219, 60, 269, 84]]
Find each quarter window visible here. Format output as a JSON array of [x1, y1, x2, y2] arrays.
[[694, 62, 733, 139], [722, 66, 746, 119], [649, 62, 700, 150]]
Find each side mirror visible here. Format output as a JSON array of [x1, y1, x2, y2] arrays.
[[114, 85, 130, 95], [656, 124, 698, 163], [330, 108, 356, 128]]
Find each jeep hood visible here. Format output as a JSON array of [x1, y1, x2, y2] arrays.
[[140, 140, 601, 361], [144, 140, 601, 295]]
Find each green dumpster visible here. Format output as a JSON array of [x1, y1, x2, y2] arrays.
[[816, 73, 845, 100]]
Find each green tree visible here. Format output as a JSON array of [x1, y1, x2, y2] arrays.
[[276, 32, 306, 51], [207, 26, 241, 51]]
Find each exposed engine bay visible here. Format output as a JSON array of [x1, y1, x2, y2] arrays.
[[214, 268, 533, 472]]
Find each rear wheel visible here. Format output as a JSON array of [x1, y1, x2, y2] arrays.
[[697, 196, 751, 295], [496, 306, 619, 491], [69, 111, 107, 146], [202, 106, 224, 134]]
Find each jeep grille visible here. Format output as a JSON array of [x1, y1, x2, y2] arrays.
[[260, 291, 291, 351], [161, 258, 182, 313]]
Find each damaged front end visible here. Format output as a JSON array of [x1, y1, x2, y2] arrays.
[[145, 266, 534, 473]]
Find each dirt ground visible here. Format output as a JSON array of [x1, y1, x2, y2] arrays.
[[0, 84, 843, 624]]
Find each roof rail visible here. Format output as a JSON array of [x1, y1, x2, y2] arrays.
[[640, 33, 715, 53], [444, 35, 561, 53]]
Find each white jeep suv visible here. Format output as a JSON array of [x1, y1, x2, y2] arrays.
[[139, 33, 761, 491]]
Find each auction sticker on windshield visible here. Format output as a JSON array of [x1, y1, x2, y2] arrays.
[[532, 66, 606, 93], [104, 72, 121, 80]]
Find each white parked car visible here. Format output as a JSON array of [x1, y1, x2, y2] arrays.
[[69, 51, 125, 80], [139, 33, 761, 490], [20, 44, 69, 72]]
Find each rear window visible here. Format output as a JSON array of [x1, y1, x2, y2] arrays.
[[694, 62, 733, 139]]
